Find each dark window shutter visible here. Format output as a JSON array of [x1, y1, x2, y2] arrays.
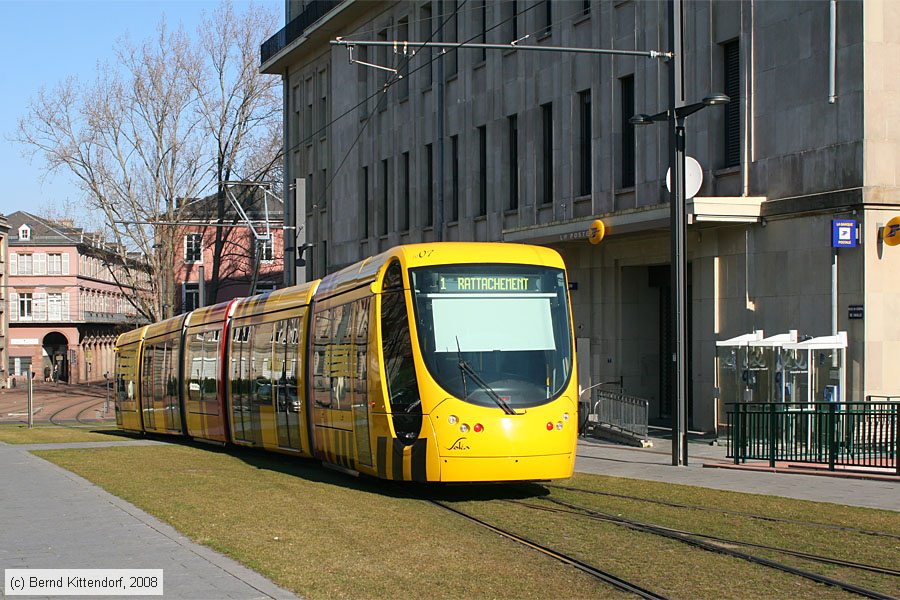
[[724, 41, 741, 168]]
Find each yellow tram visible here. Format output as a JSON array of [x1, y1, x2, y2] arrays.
[[115, 243, 577, 482]]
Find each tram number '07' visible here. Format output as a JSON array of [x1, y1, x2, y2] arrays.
[[130, 577, 159, 588], [417, 249, 434, 258]]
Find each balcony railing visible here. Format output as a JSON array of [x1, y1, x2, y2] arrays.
[[260, 0, 341, 65]]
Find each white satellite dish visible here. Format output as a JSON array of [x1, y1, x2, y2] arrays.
[[666, 156, 703, 199]]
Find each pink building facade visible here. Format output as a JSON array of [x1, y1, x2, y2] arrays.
[[173, 193, 285, 314], [6, 212, 148, 385]]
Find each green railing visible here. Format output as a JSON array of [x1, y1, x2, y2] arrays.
[[726, 402, 900, 475]]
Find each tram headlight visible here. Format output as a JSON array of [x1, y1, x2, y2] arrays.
[[556, 421, 564, 430], [448, 415, 458, 425], [563, 413, 569, 421], [460, 423, 469, 433]]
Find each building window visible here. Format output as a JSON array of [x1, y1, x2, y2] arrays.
[[381, 158, 390, 236], [305, 77, 314, 141], [259, 237, 274, 262], [425, 144, 434, 227], [377, 28, 389, 91], [401, 152, 411, 232], [476, 0, 487, 62], [508, 114, 518, 211], [443, 1, 458, 77], [18, 225, 30, 240], [478, 125, 487, 216], [620, 75, 635, 188], [183, 283, 200, 313], [398, 17, 410, 99], [317, 68, 328, 132], [541, 102, 553, 205], [451, 135, 459, 222], [579, 89, 592, 196], [184, 233, 202, 263], [48, 253, 63, 275], [538, 0, 552, 36], [723, 39, 741, 168], [360, 166, 370, 239], [19, 293, 33, 319], [17, 253, 34, 275], [256, 282, 277, 293], [504, 0, 518, 43], [420, 4, 433, 86]]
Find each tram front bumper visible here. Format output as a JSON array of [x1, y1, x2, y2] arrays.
[[438, 453, 575, 482]]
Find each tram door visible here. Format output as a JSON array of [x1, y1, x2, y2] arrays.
[[230, 325, 261, 444], [275, 318, 301, 450]]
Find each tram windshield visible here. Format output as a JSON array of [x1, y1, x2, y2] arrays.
[[409, 264, 572, 409]]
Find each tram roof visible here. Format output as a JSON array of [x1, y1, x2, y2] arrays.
[[115, 325, 148, 350], [185, 299, 237, 330], [230, 280, 319, 320], [317, 242, 566, 297], [144, 313, 189, 343]]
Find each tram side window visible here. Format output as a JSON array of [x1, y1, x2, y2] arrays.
[[276, 317, 301, 411], [330, 303, 353, 411], [251, 322, 275, 405], [203, 330, 219, 403], [141, 345, 154, 405], [353, 298, 370, 400], [167, 339, 181, 403], [187, 333, 204, 402], [312, 308, 333, 407], [381, 262, 421, 443], [153, 343, 167, 403]]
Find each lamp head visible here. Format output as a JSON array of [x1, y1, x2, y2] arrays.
[[630, 114, 654, 126], [703, 93, 730, 106]]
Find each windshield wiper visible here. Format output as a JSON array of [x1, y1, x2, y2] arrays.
[[456, 359, 518, 416]]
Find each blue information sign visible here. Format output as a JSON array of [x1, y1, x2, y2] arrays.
[[832, 219, 858, 248]]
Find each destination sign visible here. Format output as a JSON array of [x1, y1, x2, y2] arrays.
[[438, 275, 538, 292]]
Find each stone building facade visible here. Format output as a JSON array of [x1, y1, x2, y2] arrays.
[[262, 0, 900, 433], [6, 212, 149, 385]]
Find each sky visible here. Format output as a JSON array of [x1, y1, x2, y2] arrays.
[[0, 0, 281, 223]]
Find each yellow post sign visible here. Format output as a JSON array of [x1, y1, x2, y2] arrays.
[[883, 216, 900, 247], [588, 219, 606, 245]]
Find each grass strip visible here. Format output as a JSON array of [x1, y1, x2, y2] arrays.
[[0, 424, 124, 444], [34, 443, 899, 599]]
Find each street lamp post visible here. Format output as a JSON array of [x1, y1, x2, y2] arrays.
[[631, 93, 729, 466]]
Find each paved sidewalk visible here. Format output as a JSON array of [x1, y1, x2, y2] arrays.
[[0, 441, 300, 600], [575, 436, 900, 511]]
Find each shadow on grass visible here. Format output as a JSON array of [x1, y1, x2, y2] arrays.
[[142, 433, 551, 504]]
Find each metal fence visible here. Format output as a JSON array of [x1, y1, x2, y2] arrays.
[[726, 401, 900, 475], [588, 389, 650, 439]]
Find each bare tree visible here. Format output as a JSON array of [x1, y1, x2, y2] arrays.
[[15, 1, 281, 320], [184, 1, 282, 305]]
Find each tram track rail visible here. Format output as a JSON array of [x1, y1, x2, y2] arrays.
[[47, 397, 110, 428], [545, 484, 900, 541], [428, 499, 668, 599], [507, 497, 897, 600]]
